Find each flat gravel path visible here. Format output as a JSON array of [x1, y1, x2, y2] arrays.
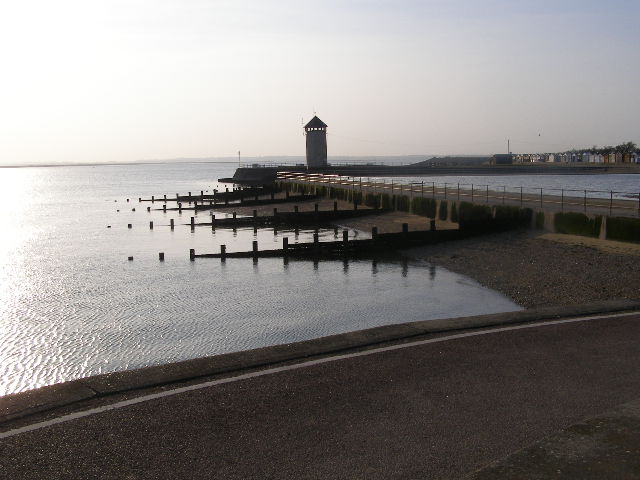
[[2, 314, 640, 479]]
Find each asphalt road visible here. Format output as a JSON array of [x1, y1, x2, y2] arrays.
[[2, 313, 640, 479]]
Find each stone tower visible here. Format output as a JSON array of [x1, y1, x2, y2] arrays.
[[304, 116, 328, 168]]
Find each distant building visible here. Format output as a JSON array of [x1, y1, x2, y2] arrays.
[[491, 154, 513, 165], [304, 116, 328, 168]]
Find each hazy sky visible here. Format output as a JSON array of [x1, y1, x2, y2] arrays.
[[1, 0, 638, 164]]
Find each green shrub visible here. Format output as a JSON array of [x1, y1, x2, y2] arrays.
[[458, 202, 492, 222], [554, 212, 602, 238], [606, 216, 640, 243], [494, 205, 532, 223], [451, 202, 458, 222], [364, 193, 380, 209], [411, 197, 437, 218], [396, 195, 410, 212], [438, 201, 448, 221]]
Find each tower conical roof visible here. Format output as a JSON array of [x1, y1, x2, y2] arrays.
[[304, 116, 327, 129]]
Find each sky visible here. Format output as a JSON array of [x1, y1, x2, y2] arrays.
[[0, 0, 639, 165]]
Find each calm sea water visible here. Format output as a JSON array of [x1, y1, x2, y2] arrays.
[[0, 162, 528, 396]]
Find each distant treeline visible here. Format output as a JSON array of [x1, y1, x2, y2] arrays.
[[567, 141, 637, 155]]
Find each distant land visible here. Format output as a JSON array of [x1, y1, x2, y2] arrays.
[[0, 155, 485, 169]]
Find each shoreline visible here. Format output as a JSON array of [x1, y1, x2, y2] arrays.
[[2, 300, 639, 425]]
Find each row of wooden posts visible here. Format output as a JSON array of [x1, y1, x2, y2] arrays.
[[126, 201, 353, 231]]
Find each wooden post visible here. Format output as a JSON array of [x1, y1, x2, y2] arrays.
[[170, 219, 174, 229], [253, 209, 257, 218], [252, 240, 258, 258], [149, 221, 154, 229], [164, 194, 167, 201], [211, 215, 215, 229], [151, 195, 155, 203], [220, 244, 226, 260], [313, 233, 319, 255], [147, 206, 151, 212], [343, 230, 349, 245], [610, 191, 613, 214], [190, 217, 195, 228], [372, 226, 378, 240], [159, 252, 164, 261], [128, 224, 132, 229], [178, 203, 182, 212], [189, 249, 195, 261], [334, 201, 338, 212], [273, 207, 278, 217], [283, 237, 289, 255]]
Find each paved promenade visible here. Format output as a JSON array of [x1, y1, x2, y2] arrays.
[[1, 308, 640, 479]]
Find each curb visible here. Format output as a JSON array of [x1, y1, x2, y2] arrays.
[[2, 299, 639, 425]]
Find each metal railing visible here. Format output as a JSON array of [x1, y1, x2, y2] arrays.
[[277, 172, 640, 217]]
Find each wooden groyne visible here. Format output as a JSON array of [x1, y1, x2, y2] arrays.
[[191, 224, 454, 260], [150, 194, 318, 212], [138, 186, 281, 204], [189, 215, 526, 260], [187, 204, 386, 228]]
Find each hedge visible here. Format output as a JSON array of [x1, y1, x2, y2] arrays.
[[438, 201, 448, 221], [396, 195, 410, 212], [411, 197, 437, 218], [554, 212, 602, 238], [606, 216, 640, 243], [458, 202, 492, 222]]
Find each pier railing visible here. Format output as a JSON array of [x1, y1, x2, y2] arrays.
[[277, 172, 640, 217]]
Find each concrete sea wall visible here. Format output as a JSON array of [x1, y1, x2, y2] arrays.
[[280, 181, 640, 243]]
